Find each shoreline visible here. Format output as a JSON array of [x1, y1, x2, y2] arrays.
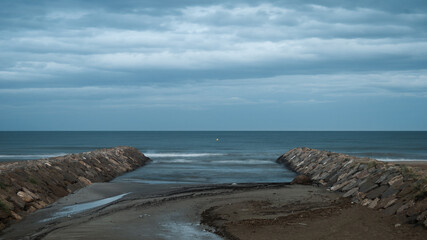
[[1, 148, 426, 239], [2, 181, 426, 240], [1, 182, 293, 239]]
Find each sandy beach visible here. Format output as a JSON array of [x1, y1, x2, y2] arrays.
[[393, 161, 427, 172], [2, 179, 426, 240]]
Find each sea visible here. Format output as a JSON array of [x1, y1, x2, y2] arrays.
[[1, 131, 426, 184]]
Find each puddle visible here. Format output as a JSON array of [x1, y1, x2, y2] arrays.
[[157, 221, 222, 240], [41, 192, 130, 222]]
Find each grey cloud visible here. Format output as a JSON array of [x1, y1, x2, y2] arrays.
[[1, 1, 427, 101], [2, 71, 427, 110]]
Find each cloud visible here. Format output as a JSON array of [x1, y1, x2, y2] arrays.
[[1, 71, 426, 112], [1, 0, 427, 130], [1, 2, 427, 85]]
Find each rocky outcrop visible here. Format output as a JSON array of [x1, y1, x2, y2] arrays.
[[277, 147, 427, 227], [0, 146, 150, 230]]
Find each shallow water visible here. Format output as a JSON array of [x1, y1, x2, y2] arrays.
[[158, 222, 222, 240], [41, 193, 130, 222]]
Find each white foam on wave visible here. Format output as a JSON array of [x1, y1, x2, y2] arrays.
[[154, 158, 272, 165], [376, 158, 427, 162], [146, 153, 224, 158], [216, 159, 272, 165], [0, 153, 67, 159], [157, 159, 196, 163]]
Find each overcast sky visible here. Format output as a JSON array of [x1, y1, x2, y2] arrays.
[[1, 0, 427, 130]]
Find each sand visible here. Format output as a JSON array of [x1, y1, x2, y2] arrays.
[[1, 183, 292, 239], [202, 194, 426, 240], [1, 181, 426, 240], [392, 161, 427, 171]]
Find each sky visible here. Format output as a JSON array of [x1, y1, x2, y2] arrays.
[[1, 0, 427, 131]]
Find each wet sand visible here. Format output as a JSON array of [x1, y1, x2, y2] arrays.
[[2, 181, 426, 240], [1, 182, 297, 239], [202, 194, 426, 240]]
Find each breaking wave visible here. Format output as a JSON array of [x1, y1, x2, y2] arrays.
[[145, 153, 224, 158], [376, 158, 427, 162]]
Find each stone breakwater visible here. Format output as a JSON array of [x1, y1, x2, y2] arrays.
[[0, 146, 150, 230], [277, 147, 427, 227]]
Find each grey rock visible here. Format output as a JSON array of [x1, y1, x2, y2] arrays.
[[291, 175, 312, 185], [359, 180, 379, 193], [397, 200, 415, 214], [327, 172, 340, 184], [404, 215, 418, 224], [381, 186, 399, 199], [361, 198, 372, 206], [381, 173, 399, 185], [366, 185, 389, 199], [318, 171, 330, 180], [358, 164, 368, 171], [342, 179, 359, 192], [375, 171, 392, 184], [384, 198, 398, 209], [397, 183, 414, 197], [384, 201, 403, 215], [388, 175, 403, 186], [331, 180, 351, 191], [368, 198, 380, 209], [343, 187, 359, 198], [417, 210, 427, 221]]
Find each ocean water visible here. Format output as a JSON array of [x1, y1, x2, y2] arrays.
[[0, 131, 426, 184]]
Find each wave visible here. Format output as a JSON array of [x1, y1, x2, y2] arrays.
[[154, 159, 273, 165], [156, 159, 196, 163], [145, 153, 224, 158], [0, 153, 68, 159], [376, 158, 427, 162], [215, 160, 272, 165]]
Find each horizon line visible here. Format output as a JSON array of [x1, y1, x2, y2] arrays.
[[1, 130, 426, 132]]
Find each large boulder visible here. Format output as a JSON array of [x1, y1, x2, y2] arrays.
[[291, 175, 312, 185]]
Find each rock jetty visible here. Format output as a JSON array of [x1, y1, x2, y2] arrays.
[[0, 146, 150, 230], [277, 147, 427, 227]]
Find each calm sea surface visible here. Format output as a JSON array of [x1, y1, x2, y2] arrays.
[[1, 131, 426, 184]]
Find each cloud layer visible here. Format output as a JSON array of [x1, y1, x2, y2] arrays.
[[1, 0, 427, 130]]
